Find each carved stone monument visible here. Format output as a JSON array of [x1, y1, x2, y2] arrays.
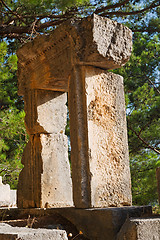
[[17, 14, 132, 208]]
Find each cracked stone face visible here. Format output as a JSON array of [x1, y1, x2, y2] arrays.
[[85, 67, 132, 207]]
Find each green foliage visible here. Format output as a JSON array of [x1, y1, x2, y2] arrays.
[[131, 151, 159, 205], [54, 0, 89, 10], [114, 30, 160, 206], [0, 41, 28, 189], [0, 109, 28, 189]]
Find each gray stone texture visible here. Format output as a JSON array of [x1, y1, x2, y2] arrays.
[[78, 14, 132, 69], [0, 206, 152, 240], [85, 66, 132, 207], [0, 223, 68, 240], [117, 217, 160, 240]]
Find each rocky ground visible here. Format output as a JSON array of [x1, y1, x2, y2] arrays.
[[1, 213, 89, 240]]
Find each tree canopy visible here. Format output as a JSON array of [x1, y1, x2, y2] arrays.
[[0, 0, 159, 40], [0, 0, 160, 206]]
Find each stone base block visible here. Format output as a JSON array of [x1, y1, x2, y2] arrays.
[[58, 206, 152, 240], [0, 206, 152, 240], [0, 223, 68, 240], [117, 217, 160, 240]]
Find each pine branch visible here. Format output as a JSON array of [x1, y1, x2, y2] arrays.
[[0, 0, 23, 20], [143, 73, 160, 95], [94, 0, 130, 14], [131, 28, 160, 33], [100, 3, 160, 16], [128, 125, 160, 155], [0, 0, 159, 39]]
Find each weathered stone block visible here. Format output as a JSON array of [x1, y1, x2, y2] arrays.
[[77, 14, 132, 69], [68, 66, 132, 208], [17, 14, 132, 95], [17, 133, 73, 208], [24, 90, 67, 134], [0, 223, 68, 240], [0, 206, 152, 240], [0, 177, 10, 207], [85, 66, 132, 207], [41, 133, 73, 208], [117, 217, 160, 240]]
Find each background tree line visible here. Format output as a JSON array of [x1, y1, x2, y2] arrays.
[[0, 0, 159, 206]]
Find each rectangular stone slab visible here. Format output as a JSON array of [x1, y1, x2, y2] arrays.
[[24, 90, 67, 134], [0, 206, 152, 240], [85, 66, 132, 207], [117, 217, 160, 240], [17, 133, 73, 208], [0, 223, 68, 240], [68, 65, 132, 208]]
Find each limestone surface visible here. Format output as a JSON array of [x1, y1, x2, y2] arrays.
[[117, 218, 160, 240], [17, 14, 132, 95], [17, 88, 72, 208], [0, 223, 68, 240], [24, 90, 68, 134], [85, 66, 132, 207], [78, 14, 132, 69], [18, 133, 73, 208], [41, 133, 73, 208]]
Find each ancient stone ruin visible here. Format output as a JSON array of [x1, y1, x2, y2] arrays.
[[17, 14, 132, 209], [1, 14, 159, 240]]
